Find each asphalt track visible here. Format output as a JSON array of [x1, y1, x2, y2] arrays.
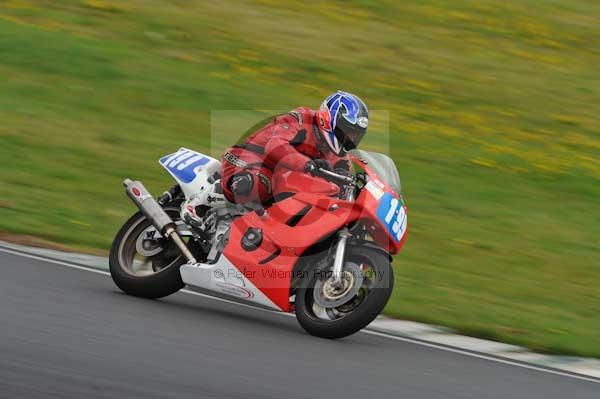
[[0, 250, 598, 399]]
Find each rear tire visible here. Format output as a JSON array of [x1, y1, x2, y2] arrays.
[[295, 245, 393, 339], [109, 208, 186, 299]]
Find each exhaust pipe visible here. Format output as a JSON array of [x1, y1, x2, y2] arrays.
[[123, 178, 196, 264]]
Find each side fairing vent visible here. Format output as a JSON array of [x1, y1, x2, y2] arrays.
[[285, 204, 312, 227]]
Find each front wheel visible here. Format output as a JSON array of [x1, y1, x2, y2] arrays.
[[295, 245, 393, 339]]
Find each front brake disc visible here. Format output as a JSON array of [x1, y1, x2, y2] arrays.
[[313, 262, 364, 308]]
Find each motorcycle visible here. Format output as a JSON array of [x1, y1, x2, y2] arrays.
[[109, 147, 408, 338]]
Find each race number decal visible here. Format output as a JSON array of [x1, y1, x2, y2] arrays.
[[376, 193, 407, 243], [364, 180, 384, 200], [159, 148, 209, 183]]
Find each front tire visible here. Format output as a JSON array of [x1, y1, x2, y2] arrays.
[[109, 207, 186, 299], [295, 245, 393, 339]]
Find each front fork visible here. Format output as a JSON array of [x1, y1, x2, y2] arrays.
[[330, 227, 350, 286], [330, 186, 355, 286]]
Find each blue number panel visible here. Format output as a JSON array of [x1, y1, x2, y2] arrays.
[[376, 192, 407, 243], [159, 149, 210, 184]]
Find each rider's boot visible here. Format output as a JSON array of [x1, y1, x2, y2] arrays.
[[180, 179, 227, 227]]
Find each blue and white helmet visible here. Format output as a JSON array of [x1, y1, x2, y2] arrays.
[[317, 91, 369, 155]]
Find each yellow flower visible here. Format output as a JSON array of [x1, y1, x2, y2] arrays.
[[82, 0, 127, 12], [471, 158, 497, 168]]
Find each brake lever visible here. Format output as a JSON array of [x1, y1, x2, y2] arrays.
[[317, 168, 354, 184]]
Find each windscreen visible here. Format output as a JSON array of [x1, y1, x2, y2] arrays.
[[351, 150, 401, 194]]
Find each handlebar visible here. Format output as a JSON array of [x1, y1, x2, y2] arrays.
[[317, 168, 355, 184]]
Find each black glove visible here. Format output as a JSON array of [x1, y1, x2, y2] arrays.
[[332, 160, 351, 177], [334, 168, 352, 178], [305, 159, 331, 176], [333, 159, 350, 172]]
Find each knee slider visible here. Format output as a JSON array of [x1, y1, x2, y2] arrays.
[[228, 172, 254, 195]]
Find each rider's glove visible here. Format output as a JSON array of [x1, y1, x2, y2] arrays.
[[305, 159, 331, 176], [333, 160, 350, 172], [332, 159, 352, 177]]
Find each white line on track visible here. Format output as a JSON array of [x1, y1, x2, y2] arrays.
[[1, 245, 599, 385]]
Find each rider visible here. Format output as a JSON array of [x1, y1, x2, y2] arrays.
[[220, 91, 369, 205]]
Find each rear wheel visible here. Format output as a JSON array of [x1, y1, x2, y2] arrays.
[[109, 207, 190, 299], [295, 245, 393, 339]]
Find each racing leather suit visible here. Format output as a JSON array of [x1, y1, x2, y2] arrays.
[[220, 107, 350, 205]]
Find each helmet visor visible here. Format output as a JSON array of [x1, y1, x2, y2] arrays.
[[335, 125, 366, 150]]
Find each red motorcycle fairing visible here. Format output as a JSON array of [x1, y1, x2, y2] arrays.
[[222, 169, 408, 312], [272, 170, 340, 198]]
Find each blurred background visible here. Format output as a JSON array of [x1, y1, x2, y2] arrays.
[[0, 0, 599, 357]]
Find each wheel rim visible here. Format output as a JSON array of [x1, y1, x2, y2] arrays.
[[307, 258, 379, 321], [117, 210, 186, 277]]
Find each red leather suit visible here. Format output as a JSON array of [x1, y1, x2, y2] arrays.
[[220, 107, 349, 204]]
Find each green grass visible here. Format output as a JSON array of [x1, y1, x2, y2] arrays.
[[1, 0, 599, 357]]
